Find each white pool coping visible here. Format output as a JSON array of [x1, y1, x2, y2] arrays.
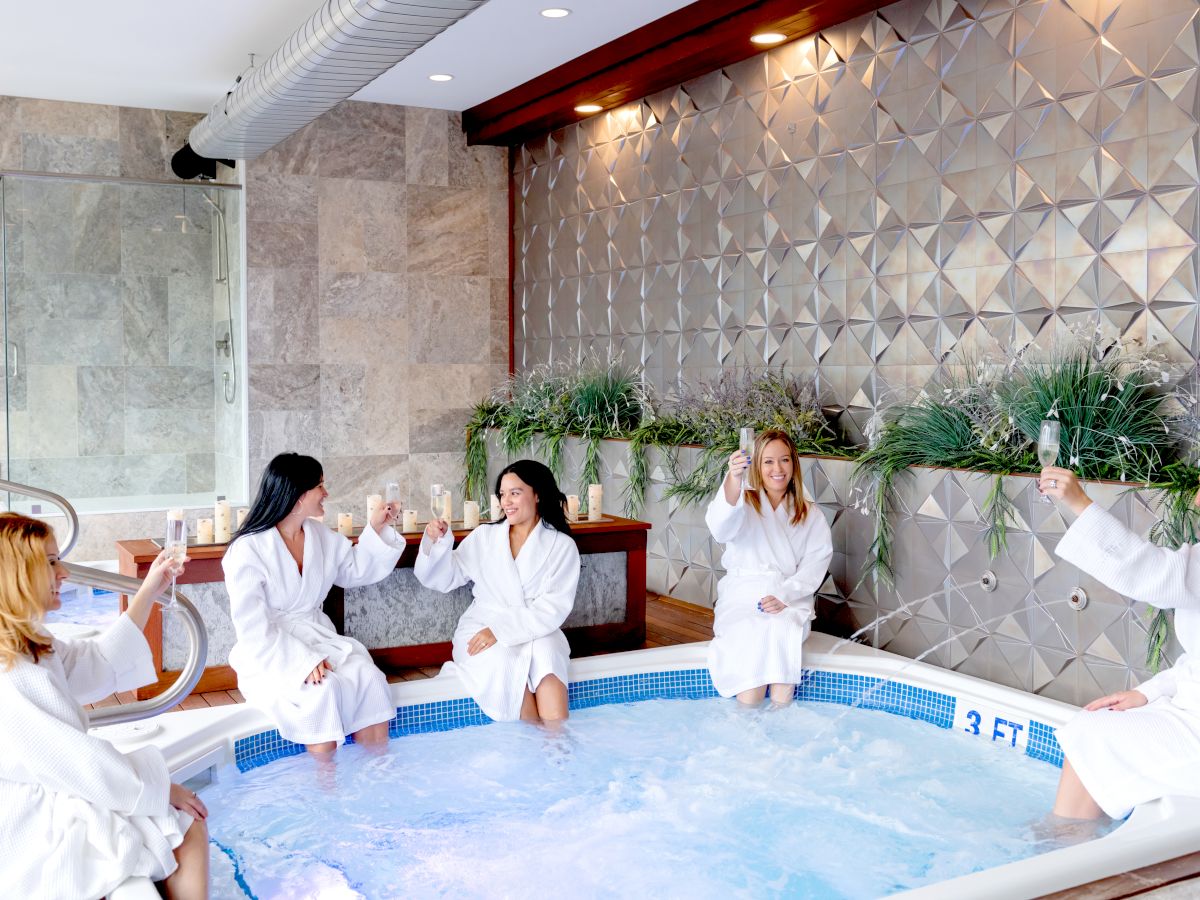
[[99, 635, 1200, 900]]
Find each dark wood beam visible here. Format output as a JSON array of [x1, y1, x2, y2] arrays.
[[464, 0, 895, 147]]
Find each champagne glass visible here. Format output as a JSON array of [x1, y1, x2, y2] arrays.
[[1037, 420, 1061, 505], [163, 512, 186, 608], [385, 481, 402, 527], [430, 484, 445, 524], [739, 427, 755, 489]]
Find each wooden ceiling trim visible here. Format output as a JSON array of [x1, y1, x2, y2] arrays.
[[463, 0, 895, 147]]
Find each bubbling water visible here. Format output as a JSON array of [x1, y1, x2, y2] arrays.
[[205, 698, 1061, 899]]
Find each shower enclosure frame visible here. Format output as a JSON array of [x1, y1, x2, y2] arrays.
[[0, 169, 248, 515]]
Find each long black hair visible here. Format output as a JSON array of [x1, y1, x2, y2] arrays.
[[492, 460, 572, 536], [231, 452, 323, 543]]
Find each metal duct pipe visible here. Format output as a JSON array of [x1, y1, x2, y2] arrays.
[[188, 0, 487, 161]]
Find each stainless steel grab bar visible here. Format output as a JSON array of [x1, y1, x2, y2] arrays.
[[0, 477, 79, 558], [66, 563, 209, 726]]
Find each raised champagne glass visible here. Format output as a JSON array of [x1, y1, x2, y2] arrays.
[[1038, 420, 1061, 505], [739, 427, 755, 490]]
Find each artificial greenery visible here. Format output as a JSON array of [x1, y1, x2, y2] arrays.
[[1145, 461, 1200, 671], [462, 361, 648, 505], [626, 370, 850, 513]]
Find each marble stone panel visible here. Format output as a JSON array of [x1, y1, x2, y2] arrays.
[[317, 126, 405, 181], [77, 366, 125, 456], [245, 269, 277, 363], [246, 221, 318, 269], [71, 183, 122, 275], [319, 100, 407, 136], [271, 268, 319, 364], [319, 453, 409, 515], [168, 274, 214, 366], [8, 365, 78, 458], [319, 365, 366, 457], [122, 275, 169, 366], [62, 274, 122, 318], [125, 366, 214, 409], [186, 451, 216, 494], [22, 135, 119, 176], [25, 319, 122, 365], [247, 363, 321, 411], [0, 96, 21, 168], [121, 229, 211, 278], [119, 183, 211, 234], [490, 278, 510, 365], [251, 124, 320, 177], [125, 407, 214, 454], [117, 107, 202, 181], [10, 452, 186, 499], [319, 271, 407, 319], [448, 115, 508, 189], [405, 107, 449, 186], [248, 409, 322, 465], [246, 172, 317, 225], [17, 97, 120, 139], [317, 178, 406, 273], [406, 185, 488, 275], [569, 552, 629, 627], [407, 275, 491, 362], [408, 406, 470, 454], [163, 581, 236, 669]]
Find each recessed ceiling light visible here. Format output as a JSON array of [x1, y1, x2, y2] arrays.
[[574, 104, 603, 114], [751, 32, 787, 45], [541, 8, 571, 17], [428, 73, 454, 82]]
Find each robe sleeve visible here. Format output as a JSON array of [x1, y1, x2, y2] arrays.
[[414, 528, 472, 593], [778, 506, 834, 608], [1136, 654, 1186, 703], [332, 523, 404, 589], [1055, 503, 1200, 611], [487, 532, 580, 646], [0, 669, 170, 817], [705, 488, 748, 544], [224, 542, 325, 686], [54, 614, 158, 705]]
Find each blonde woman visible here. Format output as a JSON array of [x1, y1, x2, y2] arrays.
[[0, 513, 208, 899], [705, 429, 834, 707]]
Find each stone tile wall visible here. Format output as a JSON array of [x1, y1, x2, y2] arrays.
[[243, 101, 508, 522]]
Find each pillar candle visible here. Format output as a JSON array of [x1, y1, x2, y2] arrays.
[[337, 513, 354, 537], [236, 507, 248, 528], [588, 484, 603, 520], [167, 508, 184, 522], [463, 500, 480, 529], [367, 494, 383, 523], [566, 494, 580, 521], [402, 509, 419, 532], [490, 494, 502, 521], [214, 499, 232, 543], [442, 490, 453, 523], [197, 518, 215, 544]]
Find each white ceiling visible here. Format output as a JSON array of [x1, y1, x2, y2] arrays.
[[0, 0, 696, 115]]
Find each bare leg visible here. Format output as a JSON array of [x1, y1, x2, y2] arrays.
[[351, 721, 390, 749], [520, 687, 540, 722], [768, 683, 795, 706], [736, 686, 767, 707], [163, 818, 209, 900], [1053, 759, 1105, 820], [535, 675, 569, 723], [306, 741, 338, 755]]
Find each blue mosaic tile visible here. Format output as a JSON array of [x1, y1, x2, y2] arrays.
[[1025, 720, 1064, 769], [232, 667, 1056, 773]]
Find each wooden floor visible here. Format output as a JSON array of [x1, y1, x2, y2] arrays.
[[87, 594, 1200, 898]]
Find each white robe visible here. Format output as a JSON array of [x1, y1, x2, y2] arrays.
[[223, 520, 404, 745], [414, 520, 580, 721], [1055, 503, 1200, 818], [705, 488, 834, 698], [0, 615, 192, 899]]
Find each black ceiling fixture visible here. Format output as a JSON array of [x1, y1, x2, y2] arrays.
[[170, 143, 235, 181]]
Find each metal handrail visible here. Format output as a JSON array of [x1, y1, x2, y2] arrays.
[[66, 563, 209, 726], [1, 477, 79, 558]]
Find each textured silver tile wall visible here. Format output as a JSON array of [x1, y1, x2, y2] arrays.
[[510, 0, 1197, 704]]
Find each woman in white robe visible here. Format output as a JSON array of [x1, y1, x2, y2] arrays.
[[223, 452, 405, 755], [705, 429, 834, 706], [0, 512, 209, 900], [1042, 464, 1200, 820], [415, 460, 580, 723]]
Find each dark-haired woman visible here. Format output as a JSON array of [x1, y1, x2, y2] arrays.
[[415, 460, 580, 723], [222, 453, 405, 755], [706, 429, 833, 707]]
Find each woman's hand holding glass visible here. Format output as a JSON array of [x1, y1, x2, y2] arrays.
[[423, 518, 449, 543], [1038, 466, 1092, 516], [723, 449, 751, 503]]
